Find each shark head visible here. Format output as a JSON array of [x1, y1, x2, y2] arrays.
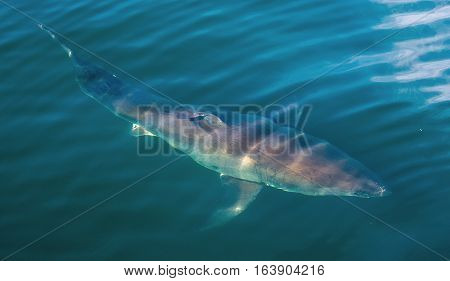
[[322, 163, 390, 198], [258, 131, 391, 198], [344, 171, 390, 198]]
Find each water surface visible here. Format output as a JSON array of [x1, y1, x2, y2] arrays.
[[1, 0, 449, 260]]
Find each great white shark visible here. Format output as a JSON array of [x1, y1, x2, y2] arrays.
[[43, 26, 389, 227]]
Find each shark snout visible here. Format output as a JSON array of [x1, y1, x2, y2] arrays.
[[353, 178, 390, 198]]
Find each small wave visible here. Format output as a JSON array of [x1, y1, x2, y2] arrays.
[[348, 1, 450, 104], [376, 5, 450, 29]]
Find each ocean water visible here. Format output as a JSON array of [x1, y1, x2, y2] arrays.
[[1, 0, 449, 260]]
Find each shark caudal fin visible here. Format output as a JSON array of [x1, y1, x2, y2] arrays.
[[39, 24, 80, 63], [40, 24, 175, 125], [39, 24, 124, 107]]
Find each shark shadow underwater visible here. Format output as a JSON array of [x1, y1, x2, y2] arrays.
[[43, 26, 389, 228]]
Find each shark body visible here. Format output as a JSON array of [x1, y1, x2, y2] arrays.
[[44, 27, 388, 226]]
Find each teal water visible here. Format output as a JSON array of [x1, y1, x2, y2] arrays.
[[1, 0, 449, 260]]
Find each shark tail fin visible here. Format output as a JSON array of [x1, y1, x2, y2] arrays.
[[38, 24, 75, 60]]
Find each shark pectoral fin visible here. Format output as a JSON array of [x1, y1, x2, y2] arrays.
[[203, 175, 263, 229], [130, 123, 156, 137]]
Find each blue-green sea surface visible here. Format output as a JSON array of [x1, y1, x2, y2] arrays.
[[1, 0, 449, 260]]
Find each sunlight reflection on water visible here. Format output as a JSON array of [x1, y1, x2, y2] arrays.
[[364, 1, 450, 103]]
